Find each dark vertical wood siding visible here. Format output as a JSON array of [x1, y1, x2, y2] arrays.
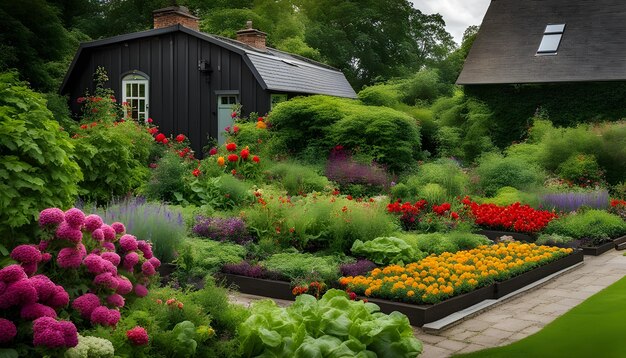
[[63, 31, 271, 156]]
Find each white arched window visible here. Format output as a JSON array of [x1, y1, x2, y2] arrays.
[[122, 72, 149, 121]]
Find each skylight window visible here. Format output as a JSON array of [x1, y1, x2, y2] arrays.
[[537, 24, 565, 55]]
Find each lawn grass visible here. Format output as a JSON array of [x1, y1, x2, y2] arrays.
[[455, 275, 626, 358]]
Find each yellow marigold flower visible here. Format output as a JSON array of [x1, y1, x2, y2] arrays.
[[407, 290, 415, 297], [217, 156, 225, 166]]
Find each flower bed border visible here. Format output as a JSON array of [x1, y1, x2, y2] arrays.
[[476, 229, 535, 242], [220, 251, 583, 326], [581, 241, 615, 256], [613, 235, 626, 250]]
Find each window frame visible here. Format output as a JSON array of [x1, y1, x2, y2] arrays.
[[537, 24, 566, 56]]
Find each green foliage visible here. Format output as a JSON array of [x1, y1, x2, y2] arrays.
[[329, 105, 422, 172], [465, 82, 626, 148], [238, 289, 422, 357], [269, 95, 422, 172], [44, 92, 77, 133], [398, 231, 491, 255], [396, 69, 454, 105], [0, 0, 74, 90], [226, 121, 271, 157], [474, 153, 545, 196], [358, 84, 400, 107], [545, 210, 626, 245], [351, 237, 425, 265], [0, 72, 81, 244], [394, 159, 468, 201], [177, 238, 247, 278], [73, 120, 152, 202], [535, 234, 575, 246], [557, 154, 604, 186], [260, 252, 348, 283], [537, 125, 602, 172], [264, 162, 330, 195], [144, 151, 193, 204], [479, 187, 540, 207], [243, 196, 395, 252]]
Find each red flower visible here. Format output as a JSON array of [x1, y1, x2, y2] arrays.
[[231, 112, 237, 118], [192, 168, 201, 177], [228, 154, 239, 162], [91, 122, 97, 127], [80, 124, 88, 130], [252, 155, 260, 163], [257, 117, 264, 122], [77, 97, 85, 104], [148, 127, 159, 135], [147, 118, 153, 123], [155, 133, 166, 142], [208, 147, 218, 156], [162, 138, 169, 144], [348, 291, 357, 300], [126, 326, 149, 346], [226, 143, 237, 152], [451, 212, 459, 220], [233, 126, 240, 133], [231, 169, 237, 175], [346, 195, 353, 200], [240, 148, 250, 160], [175, 134, 185, 143]]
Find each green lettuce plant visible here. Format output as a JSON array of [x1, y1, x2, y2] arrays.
[[351, 237, 425, 265], [238, 289, 422, 357]]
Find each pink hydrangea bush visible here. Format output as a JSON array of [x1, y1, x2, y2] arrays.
[[0, 207, 160, 353]]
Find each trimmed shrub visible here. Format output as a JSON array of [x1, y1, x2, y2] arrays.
[[474, 153, 545, 196], [544, 210, 626, 245], [358, 84, 400, 107], [481, 187, 540, 207], [73, 121, 152, 202], [265, 161, 330, 195], [0, 72, 81, 243]]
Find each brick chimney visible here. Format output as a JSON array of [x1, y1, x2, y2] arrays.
[[153, 6, 199, 31], [236, 21, 267, 51]]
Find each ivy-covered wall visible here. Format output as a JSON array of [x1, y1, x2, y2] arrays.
[[465, 82, 626, 147]]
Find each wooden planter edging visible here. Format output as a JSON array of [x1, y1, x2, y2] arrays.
[[220, 251, 583, 327], [476, 229, 534, 242], [581, 241, 615, 256], [613, 235, 626, 250], [494, 250, 583, 298], [221, 273, 295, 301]]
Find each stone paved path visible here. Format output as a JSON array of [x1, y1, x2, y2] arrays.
[[228, 249, 626, 358]]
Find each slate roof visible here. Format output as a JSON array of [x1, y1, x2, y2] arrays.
[[60, 25, 357, 98], [457, 0, 626, 85]]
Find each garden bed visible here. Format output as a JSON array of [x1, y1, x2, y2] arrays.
[[475, 229, 535, 243], [581, 241, 615, 256], [220, 251, 583, 326], [613, 235, 626, 250]]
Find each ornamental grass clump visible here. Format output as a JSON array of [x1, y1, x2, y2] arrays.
[[341, 242, 573, 304], [193, 216, 253, 244], [0, 206, 160, 355]]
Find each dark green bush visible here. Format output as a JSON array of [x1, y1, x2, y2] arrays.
[[597, 123, 626, 185], [358, 84, 400, 107], [398, 231, 490, 255], [269, 95, 422, 172], [400, 159, 469, 201], [265, 161, 330, 195], [329, 105, 421, 172], [73, 121, 152, 202], [0, 72, 82, 244], [144, 151, 192, 203], [474, 153, 545, 196], [557, 154, 604, 186], [537, 125, 602, 172], [544, 210, 626, 245], [396, 69, 453, 105]]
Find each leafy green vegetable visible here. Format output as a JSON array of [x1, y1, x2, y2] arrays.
[[238, 289, 422, 358], [171, 321, 198, 357], [351, 237, 425, 265]]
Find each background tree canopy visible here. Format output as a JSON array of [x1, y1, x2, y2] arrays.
[[0, 0, 465, 91]]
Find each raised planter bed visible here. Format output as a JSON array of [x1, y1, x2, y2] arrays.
[[494, 250, 583, 298], [221, 273, 295, 301], [613, 235, 626, 250], [581, 241, 615, 256], [476, 229, 534, 242], [220, 251, 583, 327]]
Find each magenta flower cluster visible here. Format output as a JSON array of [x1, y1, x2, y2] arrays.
[[0, 207, 161, 349], [0, 264, 72, 345]]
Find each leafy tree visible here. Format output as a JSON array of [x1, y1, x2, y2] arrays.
[[437, 25, 480, 84], [0, 0, 73, 90]]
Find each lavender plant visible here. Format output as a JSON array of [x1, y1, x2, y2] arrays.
[[325, 147, 390, 196], [83, 197, 185, 263], [339, 260, 377, 277], [192, 216, 254, 244], [540, 189, 610, 212]]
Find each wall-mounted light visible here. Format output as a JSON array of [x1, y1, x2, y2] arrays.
[[198, 59, 212, 73]]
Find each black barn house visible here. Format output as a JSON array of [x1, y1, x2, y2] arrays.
[[456, 0, 626, 134], [60, 6, 356, 154]]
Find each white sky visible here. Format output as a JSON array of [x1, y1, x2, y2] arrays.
[[410, 0, 491, 45]]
